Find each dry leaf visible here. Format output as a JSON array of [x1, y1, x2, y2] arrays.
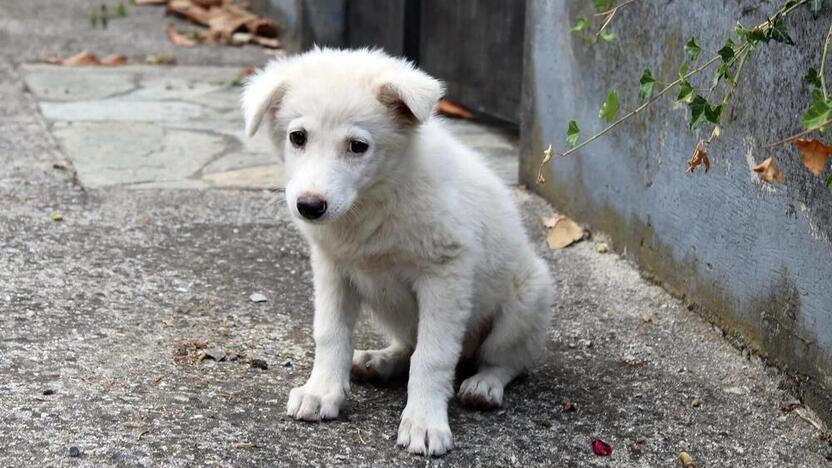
[[678, 451, 696, 467], [61, 51, 101, 66], [537, 144, 554, 184], [591, 439, 613, 456], [560, 400, 577, 412], [146, 52, 177, 65], [753, 157, 784, 184], [542, 215, 558, 229], [794, 138, 832, 176], [687, 140, 710, 173], [100, 54, 128, 66], [546, 214, 584, 250], [437, 99, 474, 119], [165, 24, 198, 47], [641, 312, 654, 323]]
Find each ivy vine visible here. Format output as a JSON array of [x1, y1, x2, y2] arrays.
[[538, 0, 832, 191]]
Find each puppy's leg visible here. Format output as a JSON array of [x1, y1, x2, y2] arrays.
[[397, 268, 472, 456], [352, 340, 412, 381], [459, 258, 553, 408], [287, 250, 360, 421]]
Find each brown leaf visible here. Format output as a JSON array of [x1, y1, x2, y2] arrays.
[[560, 400, 577, 412], [60, 51, 101, 66], [794, 138, 832, 176], [753, 157, 784, 184], [687, 140, 710, 173], [166, 0, 213, 24], [546, 214, 584, 250], [537, 144, 554, 184], [100, 54, 128, 66], [437, 99, 474, 119], [165, 24, 198, 47], [249, 35, 283, 49], [678, 451, 696, 468]]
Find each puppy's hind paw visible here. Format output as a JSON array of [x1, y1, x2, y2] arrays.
[[458, 373, 504, 409]]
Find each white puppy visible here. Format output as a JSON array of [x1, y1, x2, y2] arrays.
[[242, 48, 553, 456]]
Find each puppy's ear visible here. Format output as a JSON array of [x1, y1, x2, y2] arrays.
[[376, 68, 444, 126], [241, 60, 290, 137]]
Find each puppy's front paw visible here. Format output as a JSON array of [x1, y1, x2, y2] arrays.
[[396, 405, 453, 456], [286, 381, 345, 421], [351, 348, 409, 381], [458, 373, 504, 408]]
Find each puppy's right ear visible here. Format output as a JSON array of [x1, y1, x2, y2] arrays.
[[241, 60, 289, 137]]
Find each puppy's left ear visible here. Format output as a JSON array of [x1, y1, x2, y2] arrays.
[[376, 67, 444, 126], [241, 60, 290, 137]]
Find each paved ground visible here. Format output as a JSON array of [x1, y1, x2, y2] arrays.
[[2, 1, 832, 467]]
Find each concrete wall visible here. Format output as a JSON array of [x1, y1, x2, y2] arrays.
[[258, 0, 346, 51], [521, 0, 832, 422]]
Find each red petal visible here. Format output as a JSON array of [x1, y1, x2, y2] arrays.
[[592, 439, 613, 456]]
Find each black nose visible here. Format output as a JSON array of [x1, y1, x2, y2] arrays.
[[296, 195, 327, 220]]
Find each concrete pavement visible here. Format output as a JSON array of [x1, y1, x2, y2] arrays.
[[1, 1, 831, 466]]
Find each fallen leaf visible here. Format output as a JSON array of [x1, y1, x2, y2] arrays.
[[51, 213, 64, 222], [687, 140, 710, 173], [560, 400, 578, 412], [546, 214, 584, 250], [61, 51, 101, 66], [691, 398, 701, 407], [591, 439, 613, 456], [679, 451, 696, 467], [165, 24, 198, 47], [100, 54, 128, 66], [794, 138, 832, 176], [542, 214, 558, 229], [146, 52, 177, 65], [781, 398, 801, 412], [641, 312, 654, 323], [753, 157, 784, 184], [437, 99, 474, 119]]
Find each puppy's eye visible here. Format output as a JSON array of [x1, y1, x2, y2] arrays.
[[349, 139, 369, 154], [289, 130, 307, 148]]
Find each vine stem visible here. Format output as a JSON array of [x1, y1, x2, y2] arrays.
[[821, 21, 832, 100], [594, 0, 640, 17], [763, 117, 832, 147]]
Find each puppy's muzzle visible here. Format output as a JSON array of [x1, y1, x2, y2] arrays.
[[297, 194, 328, 220]]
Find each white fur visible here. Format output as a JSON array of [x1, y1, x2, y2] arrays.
[[242, 48, 554, 457]]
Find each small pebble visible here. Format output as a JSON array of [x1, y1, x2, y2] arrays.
[[282, 360, 292, 368], [249, 293, 268, 303], [42, 389, 55, 396], [68, 446, 80, 458], [691, 398, 701, 408], [596, 242, 609, 254], [51, 213, 64, 222], [250, 358, 268, 370]]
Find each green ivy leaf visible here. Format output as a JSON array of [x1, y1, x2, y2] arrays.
[[689, 96, 708, 129], [705, 104, 723, 125], [571, 17, 589, 32], [639, 69, 656, 101], [806, 68, 823, 89], [677, 80, 695, 103], [803, 97, 832, 130], [710, 63, 733, 90], [688, 96, 722, 129], [812, 0, 825, 18], [678, 62, 690, 79], [567, 120, 580, 147], [768, 19, 795, 45], [737, 23, 767, 44], [599, 91, 620, 123], [599, 30, 618, 42], [685, 37, 702, 61], [718, 39, 736, 62], [825, 174, 832, 189], [594, 0, 612, 13]]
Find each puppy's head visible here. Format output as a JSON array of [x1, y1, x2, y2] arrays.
[[242, 48, 444, 224]]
